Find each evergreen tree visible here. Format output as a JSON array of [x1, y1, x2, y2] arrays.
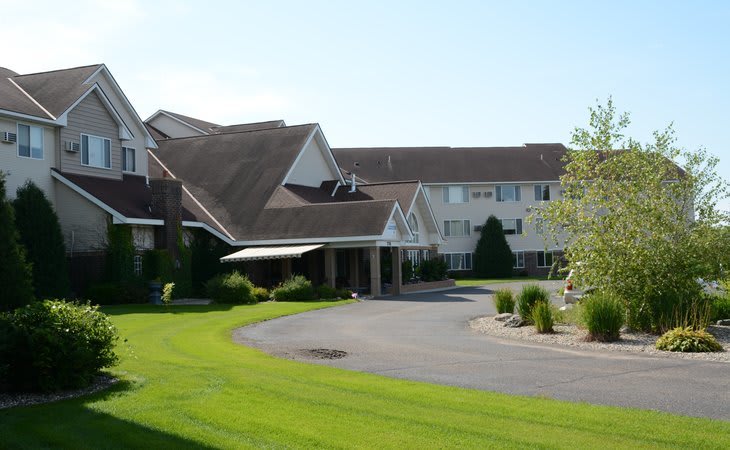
[[0, 174, 34, 310], [473, 215, 514, 278], [13, 181, 70, 299]]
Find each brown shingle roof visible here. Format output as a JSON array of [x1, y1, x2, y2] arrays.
[[12, 64, 102, 118], [332, 144, 567, 183], [145, 123, 169, 141], [210, 120, 286, 134], [161, 110, 220, 133], [0, 67, 53, 118]]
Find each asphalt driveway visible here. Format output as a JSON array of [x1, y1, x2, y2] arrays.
[[235, 281, 730, 420]]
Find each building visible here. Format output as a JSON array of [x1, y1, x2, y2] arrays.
[[332, 145, 568, 276]]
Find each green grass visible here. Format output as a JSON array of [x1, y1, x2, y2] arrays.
[[1, 301, 728, 449], [455, 277, 546, 286]]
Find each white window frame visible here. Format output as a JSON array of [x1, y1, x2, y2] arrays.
[[122, 146, 136, 173], [534, 184, 551, 201], [444, 252, 472, 270], [133, 254, 143, 276], [17, 123, 44, 160], [406, 213, 419, 243], [500, 218, 523, 235], [536, 250, 557, 268], [443, 219, 471, 237], [496, 185, 521, 202], [81, 133, 112, 169], [442, 185, 469, 204], [512, 251, 525, 269]]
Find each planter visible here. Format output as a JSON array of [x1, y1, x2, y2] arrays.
[[148, 281, 163, 304]]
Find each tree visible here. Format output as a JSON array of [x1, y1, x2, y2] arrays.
[[473, 215, 514, 278], [0, 173, 34, 310], [13, 181, 70, 299], [534, 98, 729, 331]]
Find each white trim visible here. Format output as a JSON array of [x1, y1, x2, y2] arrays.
[[330, 181, 340, 197], [80, 133, 113, 169], [145, 110, 210, 135], [148, 149, 236, 240], [181, 221, 236, 245], [407, 183, 444, 243], [425, 180, 560, 186], [57, 84, 134, 140], [7, 78, 55, 120], [51, 170, 125, 222], [0, 108, 58, 125], [280, 125, 346, 186], [383, 201, 413, 240], [113, 217, 164, 226], [231, 235, 389, 246]]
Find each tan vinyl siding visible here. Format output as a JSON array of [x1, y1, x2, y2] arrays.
[[54, 179, 110, 253], [60, 91, 122, 180], [0, 117, 56, 202]]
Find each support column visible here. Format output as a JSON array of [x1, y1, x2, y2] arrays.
[[324, 248, 337, 288], [391, 247, 401, 296], [281, 258, 292, 280], [369, 247, 381, 296], [348, 249, 359, 290]]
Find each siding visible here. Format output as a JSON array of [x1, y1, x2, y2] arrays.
[[287, 136, 334, 187], [60, 91, 122, 180], [54, 179, 110, 253], [147, 114, 206, 139], [0, 117, 56, 202]]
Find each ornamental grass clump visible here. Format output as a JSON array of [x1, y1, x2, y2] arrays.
[[517, 284, 550, 324], [580, 292, 624, 342], [271, 275, 316, 301], [493, 289, 515, 314], [532, 301, 554, 333], [656, 327, 723, 353]]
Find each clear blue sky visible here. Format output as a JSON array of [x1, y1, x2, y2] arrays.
[[5, 0, 729, 212]]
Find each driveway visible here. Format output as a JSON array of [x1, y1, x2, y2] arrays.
[[236, 281, 730, 420]]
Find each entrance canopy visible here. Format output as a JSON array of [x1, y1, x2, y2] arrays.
[[220, 244, 324, 262]]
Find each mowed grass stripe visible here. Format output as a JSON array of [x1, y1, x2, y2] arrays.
[[1, 301, 728, 449]]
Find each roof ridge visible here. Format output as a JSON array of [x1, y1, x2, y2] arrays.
[[357, 180, 421, 186], [298, 198, 396, 208], [212, 119, 285, 128], [12, 63, 102, 78], [154, 123, 317, 143]]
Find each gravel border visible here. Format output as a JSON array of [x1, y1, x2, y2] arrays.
[[470, 317, 730, 363], [0, 375, 119, 410]]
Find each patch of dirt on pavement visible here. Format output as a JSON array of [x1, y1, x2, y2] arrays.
[[298, 348, 348, 360]]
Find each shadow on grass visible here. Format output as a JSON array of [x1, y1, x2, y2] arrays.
[[102, 303, 234, 316], [0, 380, 216, 449]]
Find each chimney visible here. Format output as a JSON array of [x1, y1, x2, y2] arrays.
[[150, 177, 183, 260]]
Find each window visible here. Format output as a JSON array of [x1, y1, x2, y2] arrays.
[[122, 147, 136, 172], [500, 218, 523, 235], [537, 250, 554, 268], [535, 218, 545, 235], [444, 219, 470, 237], [405, 249, 422, 267], [406, 213, 419, 243], [133, 255, 142, 276], [496, 185, 521, 202], [512, 251, 525, 269], [442, 185, 469, 204], [534, 184, 550, 201], [444, 253, 472, 270], [17, 124, 43, 159], [81, 134, 111, 168]]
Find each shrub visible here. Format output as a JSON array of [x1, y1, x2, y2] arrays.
[[402, 260, 414, 283], [516, 284, 550, 323], [712, 294, 730, 321], [656, 327, 723, 353], [0, 300, 118, 392], [162, 282, 175, 304], [473, 215, 514, 278], [252, 287, 270, 303], [420, 258, 448, 282], [317, 284, 338, 299], [271, 275, 316, 301], [85, 282, 147, 305], [336, 288, 354, 299], [581, 292, 625, 342], [205, 271, 255, 304], [493, 289, 515, 314], [13, 181, 69, 298], [0, 173, 34, 311], [532, 301, 554, 333]]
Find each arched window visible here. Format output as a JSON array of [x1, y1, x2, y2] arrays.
[[407, 213, 419, 243]]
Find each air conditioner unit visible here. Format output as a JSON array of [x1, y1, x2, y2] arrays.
[[471, 191, 481, 198], [473, 225, 483, 232], [485, 191, 493, 198], [64, 141, 80, 152], [1, 132, 17, 143]]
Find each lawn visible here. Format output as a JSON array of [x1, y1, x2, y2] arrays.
[[455, 277, 548, 287], [1, 301, 728, 449]]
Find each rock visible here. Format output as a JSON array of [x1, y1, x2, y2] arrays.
[[504, 315, 524, 328], [717, 319, 730, 326], [494, 313, 514, 322], [558, 304, 574, 311]]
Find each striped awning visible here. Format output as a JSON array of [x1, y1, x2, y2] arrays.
[[220, 244, 324, 262]]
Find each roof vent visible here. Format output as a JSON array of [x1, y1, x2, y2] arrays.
[[348, 172, 357, 193], [1, 132, 17, 143]]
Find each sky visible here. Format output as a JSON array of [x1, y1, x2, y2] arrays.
[[4, 0, 729, 212]]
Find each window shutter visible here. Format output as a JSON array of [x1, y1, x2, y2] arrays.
[[534, 185, 541, 201], [515, 186, 521, 202], [465, 253, 472, 269], [443, 187, 449, 203], [496, 185, 502, 202], [444, 221, 450, 237], [104, 140, 111, 168], [516, 219, 523, 235], [82, 135, 89, 165], [462, 186, 469, 202], [464, 220, 470, 236]]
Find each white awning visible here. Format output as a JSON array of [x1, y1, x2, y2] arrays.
[[220, 244, 324, 262]]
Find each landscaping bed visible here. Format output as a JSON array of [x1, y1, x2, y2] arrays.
[[470, 315, 730, 362]]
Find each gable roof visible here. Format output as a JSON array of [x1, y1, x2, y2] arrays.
[[210, 120, 286, 134], [159, 110, 220, 133], [332, 144, 568, 183]]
